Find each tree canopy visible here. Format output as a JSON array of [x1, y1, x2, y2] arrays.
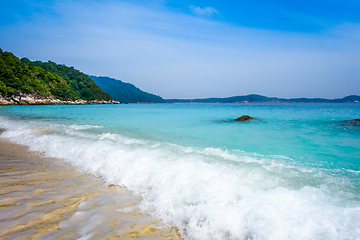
[[0, 49, 112, 101]]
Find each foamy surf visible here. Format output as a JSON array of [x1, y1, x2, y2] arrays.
[[0, 138, 180, 240], [1, 114, 360, 240]]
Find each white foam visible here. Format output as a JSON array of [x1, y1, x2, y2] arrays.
[[69, 124, 103, 130], [1, 117, 360, 240]]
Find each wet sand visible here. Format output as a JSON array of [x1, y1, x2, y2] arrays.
[[0, 138, 181, 239]]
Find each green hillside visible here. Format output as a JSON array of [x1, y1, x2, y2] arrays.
[[89, 75, 165, 103], [0, 49, 112, 101]]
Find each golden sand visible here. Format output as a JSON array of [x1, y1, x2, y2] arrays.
[[0, 138, 181, 239]]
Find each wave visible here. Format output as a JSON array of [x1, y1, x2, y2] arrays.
[[1, 117, 360, 240]]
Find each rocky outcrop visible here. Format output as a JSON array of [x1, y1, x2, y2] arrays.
[[0, 92, 120, 105], [0, 95, 12, 105], [349, 119, 360, 125], [340, 119, 360, 126], [234, 115, 253, 121]]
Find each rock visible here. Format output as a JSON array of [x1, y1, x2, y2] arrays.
[[34, 99, 44, 105], [349, 119, 360, 125], [13, 90, 21, 97], [20, 96, 35, 105], [0, 95, 11, 105], [32, 92, 43, 99], [75, 99, 87, 104], [88, 99, 103, 104], [12, 96, 20, 104], [2, 91, 119, 105], [342, 119, 360, 125], [235, 115, 253, 121]]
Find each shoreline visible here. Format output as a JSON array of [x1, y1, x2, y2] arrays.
[[0, 91, 120, 105], [0, 96, 120, 106], [0, 137, 181, 239]]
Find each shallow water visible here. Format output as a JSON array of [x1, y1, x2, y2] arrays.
[[0, 139, 180, 240], [0, 103, 360, 240]]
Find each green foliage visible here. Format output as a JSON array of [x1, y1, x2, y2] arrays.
[[0, 49, 112, 101], [89, 75, 165, 103], [0, 50, 51, 97], [32, 61, 111, 101]]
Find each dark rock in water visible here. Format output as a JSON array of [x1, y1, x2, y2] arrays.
[[235, 115, 253, 121], [342, 119, 360, 125], [349, 119, 360, 125]]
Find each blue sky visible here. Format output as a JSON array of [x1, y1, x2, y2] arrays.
[[1, 0, 359, 99]]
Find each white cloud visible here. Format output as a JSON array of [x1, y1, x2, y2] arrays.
[[190, 5, 219, 16]]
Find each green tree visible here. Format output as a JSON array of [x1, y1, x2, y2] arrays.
[[0, 49, 112, 101]]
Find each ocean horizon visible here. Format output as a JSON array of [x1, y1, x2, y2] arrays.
[[1, 103, 360, 239]]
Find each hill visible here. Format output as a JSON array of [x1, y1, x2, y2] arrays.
[[0, 49, 111, 101], [166, 94, 360, 103], [89, 76, 165, 103]]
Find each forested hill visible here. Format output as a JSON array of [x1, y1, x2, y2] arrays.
[[89, 76, 165, 103], [0, 49, 111, 101]]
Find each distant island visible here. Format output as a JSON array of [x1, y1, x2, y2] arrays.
[[88, 77, 359, 104], [166, 94, 360, 103]]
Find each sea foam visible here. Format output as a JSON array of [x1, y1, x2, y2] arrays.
[[1, 117, 360, 240]]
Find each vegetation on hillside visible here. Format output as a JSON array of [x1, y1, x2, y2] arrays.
[[0, 49, 112, 101], [89, 75, 165, 103]]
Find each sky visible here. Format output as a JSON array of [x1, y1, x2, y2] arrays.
[[1, 0, 360, 99]]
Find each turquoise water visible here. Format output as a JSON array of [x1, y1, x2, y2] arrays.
[[1, 103, 360, 239]]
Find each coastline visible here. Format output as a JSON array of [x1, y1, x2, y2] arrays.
[[0, 137, 181, 239], [0, 92, 120, 105]]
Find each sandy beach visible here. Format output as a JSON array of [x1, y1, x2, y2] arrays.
[[0, 137, 181, 240]]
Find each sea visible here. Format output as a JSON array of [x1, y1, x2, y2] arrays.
[[0, 103, 360, 240]]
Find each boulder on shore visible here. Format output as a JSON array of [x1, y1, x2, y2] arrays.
[[234, 115, 253, 121], [0, 95, 11, 105]]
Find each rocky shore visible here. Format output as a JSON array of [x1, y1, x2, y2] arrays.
[[0, 91, 120, 105]]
